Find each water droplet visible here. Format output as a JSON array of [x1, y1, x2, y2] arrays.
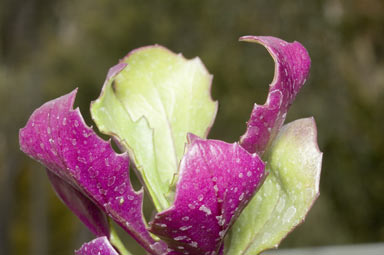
[[238, 173, 243, 178], [77, 157, 86, 164], [88, 167, 99, 178], [283, 206, 296, 223], [247, 171, 252, 177], [107, 176, 116, 187], [239, 192, 244, 201], [182, 216, 189, 221], [117, 196, 124, 204], [114, 182, 126, 195], [74, 120, 79, 127], [98, 188, 107, 195], [62, 117, 67, 126], [198, 194, 204, 201]]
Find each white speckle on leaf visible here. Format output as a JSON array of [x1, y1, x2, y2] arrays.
[[180, 225, 192, 231], [156, 223, 167, 228], [276, 198, 285, 213], [189, 241, 198, 248], [199, 205, 212, 215], [107, 176, 116, 187], [283, 206, 296, 223]]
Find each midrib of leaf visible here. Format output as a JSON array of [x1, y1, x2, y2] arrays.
[[143, 77, 178, 196]]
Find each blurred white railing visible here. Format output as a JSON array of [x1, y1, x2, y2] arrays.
[[263, 243, 384, 255]]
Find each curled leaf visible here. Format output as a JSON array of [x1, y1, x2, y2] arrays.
[[239, 36, 311, 155], [150, 134, 266, 255]]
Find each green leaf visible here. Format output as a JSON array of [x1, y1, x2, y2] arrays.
[[110, 224, 133, 255], [91, 46, 218, 211], [225, 117, 322, 255]]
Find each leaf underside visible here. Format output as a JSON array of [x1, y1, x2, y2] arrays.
[[225, 118, 322, 255]]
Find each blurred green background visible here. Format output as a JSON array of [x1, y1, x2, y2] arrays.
[[1, 0, 383, 254]]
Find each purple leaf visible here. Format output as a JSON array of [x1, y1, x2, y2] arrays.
[[75, 236, 119, 255], [19, 90, 166, 255], [47, 170, 109, 237], [239, 36, 311, 155], [150, 134, 266, 255]]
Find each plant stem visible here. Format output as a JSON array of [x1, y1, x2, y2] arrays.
[[110, 224, 132, 255]]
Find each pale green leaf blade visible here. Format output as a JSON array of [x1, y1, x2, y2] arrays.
[[91, 71, 166, 210], [91, 46, 218, 211], [225, 117, 322, 255]]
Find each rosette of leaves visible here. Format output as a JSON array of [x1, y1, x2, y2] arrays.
[[19, 36, 322, 255]]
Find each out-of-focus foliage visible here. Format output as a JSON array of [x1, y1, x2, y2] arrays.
[[1, 0, 383, 254]]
